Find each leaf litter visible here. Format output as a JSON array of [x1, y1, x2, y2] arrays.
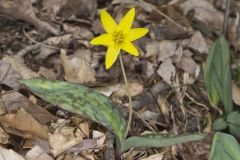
[[0, 0, 240, 159]]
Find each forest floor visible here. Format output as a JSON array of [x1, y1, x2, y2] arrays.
[[0, 0, 240, 160]]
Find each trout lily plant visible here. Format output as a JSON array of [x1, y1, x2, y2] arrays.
[[20, 8, 204, 159]]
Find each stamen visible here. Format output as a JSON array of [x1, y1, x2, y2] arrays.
[[113, 31, 125, 45]]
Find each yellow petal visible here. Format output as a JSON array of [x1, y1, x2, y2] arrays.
[[100, 10, 117, 33], [105, 46, 120, 69], [127, 28, 149, 41], [122, 42, 139, 56], [90, 34, 113, 46], [117, 8, 135, 33]]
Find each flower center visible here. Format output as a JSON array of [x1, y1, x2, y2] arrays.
[[113, 31, 125, 45]]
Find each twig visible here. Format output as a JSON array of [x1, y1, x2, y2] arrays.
[[119, 54, 133, 140], [223, 0, 231, 37], [23, 28, 61, 51]]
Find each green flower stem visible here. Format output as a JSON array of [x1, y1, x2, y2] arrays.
[[119, 53, 132, 140]]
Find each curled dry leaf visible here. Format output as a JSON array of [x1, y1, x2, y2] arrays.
[[97, 83, 143, 97], [142, 153, 164, 160], [42, 0, 97, 19], [232, 81, 240, 106], [0, 146, 25, 160], [0, 127, 9, 144], [187, 31, 208, 54], [25, 145, 53, 160], [158, 40, 177, 62], [157, 59, 176, 85], [180, 0, 223, 32], [0, 0, 59, 35], [92, 130, 106, 147], [176, 54, 197, 75], [36, 34, 72, 59], [0, 108, 49, 139], [49, 126, 84, 156], [0, 60, 22, 89], [60, 49, 96, 83], [2, 56, 39, 79], [38, 67, 57, 80], [1, 91, 56, 124]]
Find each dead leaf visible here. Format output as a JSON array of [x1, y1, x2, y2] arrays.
[[97, 83, 143, 97], [25, 145, 53, 160], [38, 67, 57, 80], [175, 53, 197, 75], [0, 127, 9, 144], [63, 24, 94, 40], [145, 41, 159, 60], [187, 31, 208, 54], [36, 34, 72, 59], [232, 82, 240, 105], [2, 56, 39, 79], [42, 0, 97, 19], [158, 40, 177, 62], [157, 59, 176, 85], [0, 108, 49, 139], [49, 126, 83, 156], [0, 60, 22, 89], [180, 0, 224, 32], [0, 0, 59, 35], [142, 153, 164, 160], [0, 146, 25, 160], [60, 49, 96, 83], [113, 83, 144, 97], [1, 91, 56, 124], [92, 130, 106, 147]]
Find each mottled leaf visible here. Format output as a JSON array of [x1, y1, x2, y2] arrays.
[[208, 132, 240, 160], [121, 133, 204, 152], [19, 78, 126, 143]]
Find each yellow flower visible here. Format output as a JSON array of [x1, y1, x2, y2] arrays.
[[90, 8, 149, 69]]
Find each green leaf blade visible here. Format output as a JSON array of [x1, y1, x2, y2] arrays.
[[204, 36, 233, 114], [19, 78, 127, 143], [121, 133, 204, 152], [208, 132, 240, 160]]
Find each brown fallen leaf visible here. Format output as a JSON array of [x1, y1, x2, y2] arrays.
[[0, 60, 22, 89], [180, 0, 223, 32], [0, 127, 9, 144], [187, 31, 208, 54], [142, 153, 164, 160], [157, 59, 176, 85], [175, 53, 197, 75], [42, 0, 97, 19], [0, 0, 59, 35], [38, 67, 57, 80], [0, 108, 49, 139], [2, 56, 39, 79], [25, 145, 53, 160], [232, 81, 240, 105], [60, 49, 96, 84], [0, 146, 25, 160], [1, 91, 56, 124], [49, 126, 84, 156], [96, 83, 143, 97]]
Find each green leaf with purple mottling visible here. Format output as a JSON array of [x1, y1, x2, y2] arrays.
[[19, 78, 127, 143]]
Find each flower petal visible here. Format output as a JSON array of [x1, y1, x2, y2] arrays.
[[127, 28, 149, 41], [122, 42, 139, 56], [90, 34, 113, 46], [117, 8, 135, 33], [100, 10, 117, 33], [105, 46, 120, 69]]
